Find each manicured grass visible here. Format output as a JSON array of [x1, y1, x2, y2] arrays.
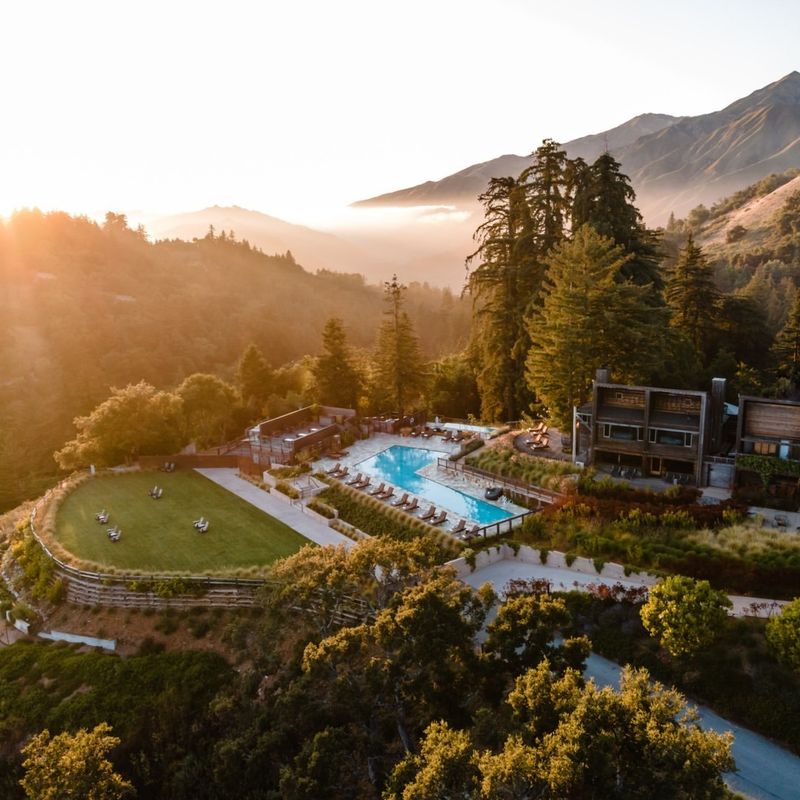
[[55, 471, 310, 573]]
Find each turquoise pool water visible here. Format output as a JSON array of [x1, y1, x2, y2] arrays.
[[356, 445, 514, 525]]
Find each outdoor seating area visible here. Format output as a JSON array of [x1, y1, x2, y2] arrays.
[[525, 422, 550, 450], [193, 516, 210, 533], [96, 509, 121, 541], [329, 466, 482, 536]]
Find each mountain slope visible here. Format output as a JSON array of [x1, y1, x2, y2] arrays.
[[135, 205, 398, 277], [353, 113, 678, 209], [354, 72, 800, 225]]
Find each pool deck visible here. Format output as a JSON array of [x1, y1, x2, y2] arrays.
[[316, 434, 527, 528]]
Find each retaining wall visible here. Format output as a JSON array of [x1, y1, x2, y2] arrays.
[[446, 544, 658, 586]]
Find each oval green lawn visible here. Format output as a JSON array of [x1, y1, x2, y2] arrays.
[[55, 471, 311, 573]]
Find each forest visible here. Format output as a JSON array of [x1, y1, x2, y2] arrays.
[[0, 212, 471, 510]]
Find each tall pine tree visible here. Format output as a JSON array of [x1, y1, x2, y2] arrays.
[[572, 152, 662, 290], [526, 226, 664, 427], [372, 276, 426, 416], [773, 288, 800, 388], [313, 317, 363, 410], [467, 141, 571, 421], [665, 234, 719, 365]]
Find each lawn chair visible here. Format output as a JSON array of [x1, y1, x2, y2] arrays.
[[369, 482, 386, 496], [109, 530, 121, 542], [419, 505, 436, 521], [430, 510, 447, 526], [392, 492, 409, 507], [450, 519, 467, 535], [198, 521, 210, 533], [95, 509, 107, 521], [346, 472, 363, 486], [193, 516, 206, 529], [404, 498, 420, 513]]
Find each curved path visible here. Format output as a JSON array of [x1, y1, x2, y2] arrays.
[[464, 562, 800, 800], [195, 468, 355, 550]]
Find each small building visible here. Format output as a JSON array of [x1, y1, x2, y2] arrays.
[[246, 405, 357, 467], [734, 396, 800, 501]]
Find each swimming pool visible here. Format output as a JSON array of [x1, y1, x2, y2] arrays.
[[356, 445, 514, 525]]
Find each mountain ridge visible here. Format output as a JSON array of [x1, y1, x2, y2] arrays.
[[354, 72, 800, 224]]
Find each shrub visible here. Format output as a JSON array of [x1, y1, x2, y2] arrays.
[[466, 445, 576, 490], [307, 499, 335, 519], [275, 481, 300, 499], [449, 438, 485, 461], [269, 464, 311, 480], [317, 484, 459, 559]]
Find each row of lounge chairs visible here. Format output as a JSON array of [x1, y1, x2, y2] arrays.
[[326, 464, 482, 537], [525, 424, 549, 450], [405, 427, 476, 444]]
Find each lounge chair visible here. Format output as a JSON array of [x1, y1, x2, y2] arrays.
[[198, 521, 210, 533], [452, 432, 464, 443], [95, 509, 107, 521], [392, 492, 409, 507], [430, 511, 447, 526], [451, 519, 467, 535], [378, 487, 394, 501], [409, 428, 419, 438], [354, 476, 371, 490], [369, 482, 386, 496], [419, 505, 436, 521], [326, 463, 343, 476], [336, 466, 349, 480], [421, 428, 433, 439], [463, 525, 481, 541], [346, 472, 363, 486], [193, 516, 206, 528], [440, 431, 453, 442], [404, 498, 420, 513]]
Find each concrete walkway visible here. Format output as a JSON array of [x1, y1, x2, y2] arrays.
[[462, 558, 786, 618], [195, 468, 355, 550]]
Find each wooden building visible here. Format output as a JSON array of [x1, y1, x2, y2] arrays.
[[735, 396, 800, 497]]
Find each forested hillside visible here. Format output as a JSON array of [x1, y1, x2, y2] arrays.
[[0, 210, 470, 510]]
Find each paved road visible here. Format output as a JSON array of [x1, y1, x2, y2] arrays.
[[195, 468, 355, 550], [584, 652, 800, 800], [465, 562, 800, 800]]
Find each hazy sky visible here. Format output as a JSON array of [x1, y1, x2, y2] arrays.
[[2, 0, 799, 224]]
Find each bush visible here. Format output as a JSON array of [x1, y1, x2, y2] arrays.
[[466, 445, 576, 490], [269, 464, 311, 480], [449, 438, 485, 461], [317, 484, 459, 560], [275, 481, 300, 499], [306, 499, 335, 518]]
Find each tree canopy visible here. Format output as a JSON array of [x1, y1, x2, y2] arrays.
[[640, 576, 732, 658]]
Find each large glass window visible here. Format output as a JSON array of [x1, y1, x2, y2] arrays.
[[602, 424, 642, 441], [649, 429, 693, 447]]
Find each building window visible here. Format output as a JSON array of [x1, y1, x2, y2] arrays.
[[650, 428, 693, 447], [603, 424, 641, 441], [753, 441, 778, 456]]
